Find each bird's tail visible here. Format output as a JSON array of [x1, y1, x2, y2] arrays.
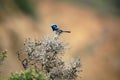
[[62, 31, 71, 33]]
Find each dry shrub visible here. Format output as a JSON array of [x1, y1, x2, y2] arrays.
[[17, 36, 81, 80]]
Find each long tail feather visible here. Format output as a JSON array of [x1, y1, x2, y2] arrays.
[[62, 31, 71, 33]]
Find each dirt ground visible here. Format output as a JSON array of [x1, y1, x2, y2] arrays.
[[0, 1, 120, 80]]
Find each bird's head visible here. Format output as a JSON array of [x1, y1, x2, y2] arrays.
[[51, 24, 59, 31]]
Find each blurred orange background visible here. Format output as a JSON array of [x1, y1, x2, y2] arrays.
[[0, 0, 120, 80]]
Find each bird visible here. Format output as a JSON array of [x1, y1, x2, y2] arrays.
[[51, 24, 71, 36]]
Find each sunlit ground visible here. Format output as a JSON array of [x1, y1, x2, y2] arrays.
[[0, 0, 120, 80]]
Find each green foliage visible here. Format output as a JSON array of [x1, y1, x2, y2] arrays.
[[0, 50, 7, 64], [0, 36, 81, 80], [0, 50, 7, 80], [0, 77, 4, 80], [60, 0, 120, 16], [9, 69, 47, 80], [14, 0, 37, 19]]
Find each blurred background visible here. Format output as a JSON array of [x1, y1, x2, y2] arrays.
[[0, 0, 120, 80]]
